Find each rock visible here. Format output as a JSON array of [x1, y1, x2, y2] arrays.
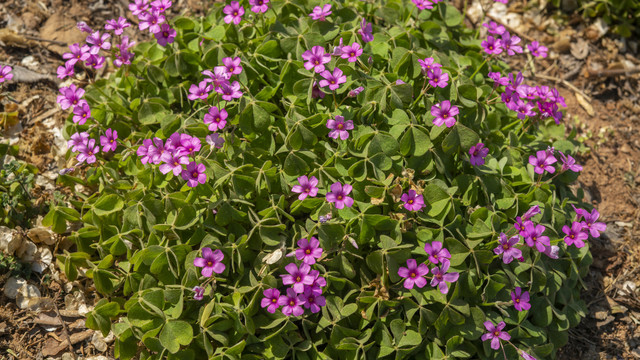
[[28, 227, 56, 245], [32, 247, 53, 273], [0, 226, 21, 255], [16, 284, 42, 310], [3, 277, 27, 299], [16, 240, 37, 262], [91, 331, 108, 352]]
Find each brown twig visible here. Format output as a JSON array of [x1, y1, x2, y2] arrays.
[[21, 34, 68, 46], [53, 294, 77, 360], [587, 67, 640, 79], [534, 73, 592, 102]]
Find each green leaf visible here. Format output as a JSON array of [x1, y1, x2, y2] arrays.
[[93, 194, 124, 216], [159, 320, 193, 354]]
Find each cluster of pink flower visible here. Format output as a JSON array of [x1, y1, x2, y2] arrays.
[[136, 133, 209, 187], [192, 247, 226, 300], [410, 0, 445, 11], [0, 65, 13, 84], [482, 21, 548, 59], [67, 129, 118, 165], [528, 146, 581, 175], [189, 57, 243, 101], [262, 237, 326, 315], [398, 241, 459, 294], [129, 0, 177, 46], [489, 71, 565, 124], [222, 0, 270, 25]]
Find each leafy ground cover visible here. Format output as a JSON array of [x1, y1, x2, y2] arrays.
[[1, 0, 639, 359]]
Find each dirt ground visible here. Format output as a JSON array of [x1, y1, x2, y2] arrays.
[[1, 0, 640, 359]]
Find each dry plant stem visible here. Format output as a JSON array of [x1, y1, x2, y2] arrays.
[[53, 293, 77, 359], [587, 67, 640, 78], [534, 73, 592, 102], [21, 34, 68, 46]]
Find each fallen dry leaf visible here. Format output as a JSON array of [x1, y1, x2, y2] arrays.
[[575, 92, 595, 116]]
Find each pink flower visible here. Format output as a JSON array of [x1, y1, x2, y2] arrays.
[[424, 241, 451, 264], [401, 190, 425, 211], [430, 259, 459, 294], [562, 221, 589, 248], [488, 72, 509, 86], [302, 46, 331, 73], [0, 65, 13, 83], [62, 43, 91, 66], [309, 4, 332, 21], [483, 21, 505, 35], [358, 19, 373, 43], [527, 41, 548, 58], [481, 321, 510, 350], [76, 139, 100, 164], [278, 288, 305, 316], [222, 57, 242, 75], [129, 0, 150, 16], [151, 0, 172, 12], [521, 351, 537, 360], [494, 233, 522, 264], [501, 32, 523, 56], [326, 115, 354, 140], [99, 128, 118, 152], [86, 31, 111, 54], [139, 10, 165, 33], [223, 1, 245, 25], [427, 67, 449, 88], [202, 67, 230, 88], [203, 106, 228, 131], [217, 81, 243, 101], [574, 207, 607, 238], [481, 36, 503, 55], [397, 259, 429, 289], [181, 161, 207, 187], [68, 132, 89, 152], [431, 100, 459, 128], [511, 287, 531, 311], [76, 21, 93, 33], [154, 24, 176, 46], [469, 142, 489, 166], [188, 81, 213, 101], [159, 150, 189, 176], [319, 68, 347, 91], [193, 247, 225, 277], [418, 57, 441, 73], [104, 17, 130, 35], [57, 62, 75, 79], [57, 84, 85, 110], [529, 150, 557, 174], [326, 182, 354, 209], [281, 263, 314, 293], [249, 0, 269, 13], [301, 288, 326, 313], [261, 288, 281, 313], [295, 237, 323, 265], [206, 133, 225, 149], [305, 270, 326, 295], [340, 43, 363, 63], [85, 55, 105, 69], [72, 101, 91, 125], [522, 221, 550, 252], [192, 286, 204, 300], [291, 175, 319, 200]]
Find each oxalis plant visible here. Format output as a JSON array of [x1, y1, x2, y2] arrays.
[[44, 0, 606, 358]]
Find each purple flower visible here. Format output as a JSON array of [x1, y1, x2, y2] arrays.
[[494, 233, 522, 264], [86, 31, 111, 54], [0, 65, 13, 84], [412, 0, 435, 10], [309, 4, 332, 21], [222, 57, 242, 76], [522, 221, 550, 252], [311, 81, 325, 99], [295, 237, 323, 265], [223, 1, 245, 25], [180, 135, 202, 155], [181, 161, 207, 187], [340, 43, 363, 63], [418, 57, 441, 73], [76, 21, 93, 33], [302, 288, 326, 313], [145, 137, 167, 163], [542, 244, 560, 259], [154, 24, 176, 46], [302, 46, 332, 73], [481, 321, 510, 350], [515, 99, 536, 120], [506, 72, 526, 96], [278, 288, 305, 316], [159, 150, 189, 176], [100, 128, 118, 152], [528, 41, 548, 58], [521, 351, 537, 360], [57, 84, 85, 110], [483, 21, 505, 35], [62, 43, 91, 66], [559, 152, 582, 172], [326, 182, 354, 209], [202, 67, 230, 88], [401, 190, 425, 211], [188, 81, 213, 101], [217, 81, 243, 101], [305, 269, 326, 295], [469, 142, 489, 166], [129, 0, 150, 16], [501, 32, 523, 56], [205, 133, 225, 149], [85, 55, 105, 69], [430, 259, 459, 294], [151, 0, 172, 12], [249, 0, 269, 13], [203, 106, 228, 131], [427, 67, 449, 88], [424, 241, 451, 264], [562, 221, 588, 248], [488, 72, 509, 86], [326, 115, 354, 140], [192, 286, 204, 300], [431, 100, 459, 128], [358, 19, 373, 43], [291, 176, 319, 200], [522, 205, 541, 220], [348, 86, 365, 97], [139, 10, 165, 33], [193, 247, 225, 277], [105, 17, 130, 35], [281, 263, 314, 293], [57, 62, 75, 79], [68, 132, 89, 152], [482, 36, 503, 55], [529, 150, 557, 174], [114, 36, 136, 67], [72, 101, 91, 125], [511, 287, 531, 311], [574, 207, 607, 238], [76, 139, 100, 164], [398, 259, 429, 289], [261, 288, 281, 313], [319, 68, 347, 91]]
